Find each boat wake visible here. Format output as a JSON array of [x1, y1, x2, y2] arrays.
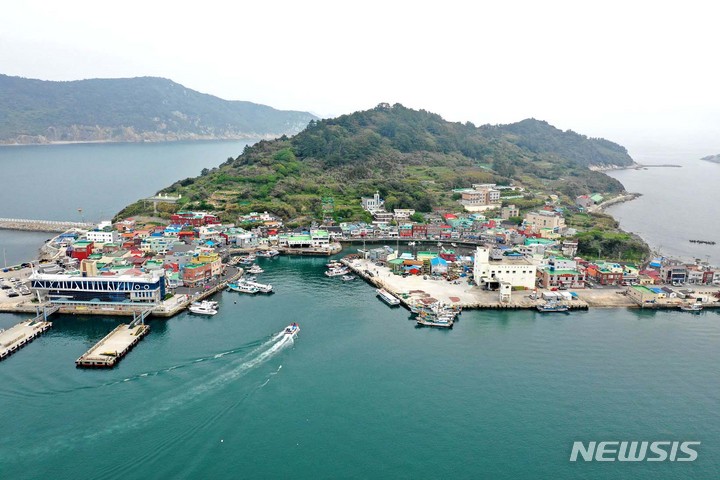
[[3, 328, 297, 462]]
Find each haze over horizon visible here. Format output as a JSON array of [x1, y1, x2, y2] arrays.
[[2, 0, 719, 157]]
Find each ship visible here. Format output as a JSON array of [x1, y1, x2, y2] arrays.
[[189, 302, 217, 315], [241, 280, 273, 293], [536, 301, 569, 313], [416, 316, 454, 328], [325, 267, 350, 277], [376, 288, 401, 306], [256, 249, 280, 258], [679, 303, 703, 312], [228, 282, 259, 294]]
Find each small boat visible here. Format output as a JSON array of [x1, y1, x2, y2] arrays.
[[256, 249, 280, 258], [376, 288, 401, 306], [326, 261, 343, 268], [416, 317, 454, 328], [284, 322, 300, 338], [341, 275, 356, 282], [247, 265, 264, 274], [679, 303, 703, 312], [228, 282, 259, 294], [191, 300, 218, 309], [242, 280, 273, 293], [325, 267, 349, 277], [536, 301, 569, 313], [189, 303, 217, 315]]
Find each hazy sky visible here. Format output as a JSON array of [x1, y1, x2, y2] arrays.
[[2, 0, 719, 154]]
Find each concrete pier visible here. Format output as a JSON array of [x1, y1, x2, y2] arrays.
[[0, 320, 53, 361], [76, 323, 150, 368]]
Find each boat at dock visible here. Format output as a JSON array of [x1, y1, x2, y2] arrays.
[[247, 265, 264, 274], [241, 280, 273, 293], [416, 315, 454, 328], [228, 282, 260, 294], [256, 249, 280, 258], [376, 288, 401, 306], [326, 261, 343, 269], [189, 302, 218, 315], [536, 301, 569, 313], [341, 274, 356, 282], [284, 323, 300, 338], [325, 267, 350, 277], [679, 303, 703, 312]]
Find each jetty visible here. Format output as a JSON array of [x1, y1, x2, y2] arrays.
[[0, 217, 93, 232], [76, 322, 150, 368], [0, 305, 58, 361]]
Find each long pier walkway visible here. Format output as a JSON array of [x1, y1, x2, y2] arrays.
[[0, 218, 94, 232], [76, 323, 150, 368]]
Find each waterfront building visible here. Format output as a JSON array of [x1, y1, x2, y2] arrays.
[[182, 263, 211, 287], [660, 263, 688, 284], [473, 246, 537, 289], [537, 265, 585, 289], [30, 269, 166, 305], [585, 262, 624, 285]]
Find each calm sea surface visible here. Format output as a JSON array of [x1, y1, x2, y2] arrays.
[[606, 147, 720, 264], [0, 142, 718, 479]]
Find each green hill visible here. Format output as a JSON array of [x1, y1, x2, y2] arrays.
[[116, 103, 634, 222], [0, 74, 316, 144]]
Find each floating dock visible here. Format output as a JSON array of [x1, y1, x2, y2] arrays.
[[0, 320, 53, 361], [76, 323, 150, 368]]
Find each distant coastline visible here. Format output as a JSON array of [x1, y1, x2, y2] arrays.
[[700, 154, 720, 164], [0, 133, 275, 147]]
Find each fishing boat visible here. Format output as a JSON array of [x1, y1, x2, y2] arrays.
[[242, 280, 273, 293], [189, 303, 217, 315], [228, 282, 259, 294], [536, 301, 569, 313], [256, 249, 280, 258], [416, 317, 455, 328], [679, 303, 703, 312], [326, 261, 343, 269], [341, 274, 356, 282], [325, 267, 349, 277], [247, 265, 264, 274], [376, 288, 401, 306]]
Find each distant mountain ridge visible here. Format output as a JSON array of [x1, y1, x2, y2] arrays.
[[701, 154, 720, 164], [0, 74, 317, 144]]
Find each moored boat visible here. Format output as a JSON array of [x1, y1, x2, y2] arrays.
[[376, 288, 401, 306], [242, 280, 273, 293], [247, 265, 264, 274], [189, 303, 217, 315], [679, 303, 703, 312], [325, 267, 349, 277], [536, 301, 569, 313], [341, 274, 356, 282], [416, 315, 454, 328], [256, 249, 280, 258], [228, 282, 260, 294]]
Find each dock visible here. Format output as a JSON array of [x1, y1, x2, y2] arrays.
[[0, 320, 53, 361], [76, 323, 150, 368]]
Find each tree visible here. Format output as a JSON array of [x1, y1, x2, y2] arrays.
[[410, 212, 425, 223]]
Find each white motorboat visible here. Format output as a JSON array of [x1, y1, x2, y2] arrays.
[[341, 275, 356, 282], [325, 267, 349, 277], [326, 261, 343, 268], [191, 300, 218, 309], [256, 249, 280, 258], [242, 280, 273, 293], [189, 303, 217, 315], [284, 323, 300, 338], [679, 303, 703, 312], [247, 265, 264, 274]]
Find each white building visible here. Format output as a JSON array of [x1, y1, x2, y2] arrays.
[[393, 209, 415, 221], [86, 230, 118, 244], [473, 246, 537, 289], [361, 191, 385, 213]]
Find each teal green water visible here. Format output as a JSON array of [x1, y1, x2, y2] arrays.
[[1, 256, 718, 479]]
